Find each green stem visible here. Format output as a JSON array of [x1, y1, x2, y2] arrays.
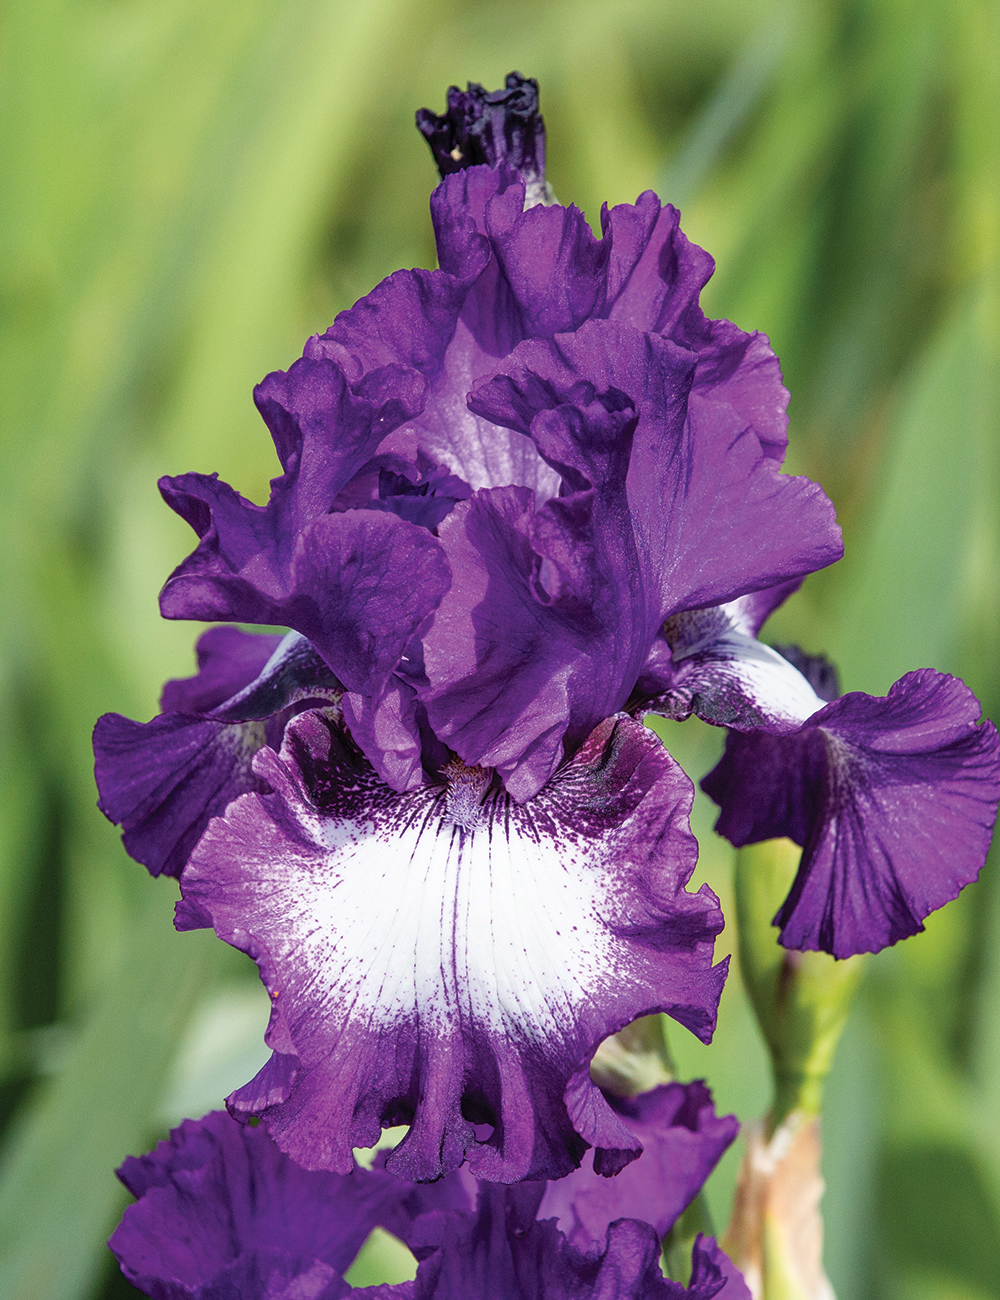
[[734, 840, 865, 1131]]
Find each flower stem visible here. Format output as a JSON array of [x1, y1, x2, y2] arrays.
[[725, 839, 865, 1297]]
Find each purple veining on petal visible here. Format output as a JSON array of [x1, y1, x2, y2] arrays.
[[703, 670, 1000, 957], [94, 631, 341, 878], [109, 1110, 405, 1300], [179, 709, 726, 1183], [537, 1082, 737, 1252]]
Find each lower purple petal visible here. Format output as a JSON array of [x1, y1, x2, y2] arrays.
[[704, 670, 1000, 957], [110, 1111, 405, 1300], [161, 628, 283, 714], [94, 632, 341, 879], [94, 711, 267, 879]]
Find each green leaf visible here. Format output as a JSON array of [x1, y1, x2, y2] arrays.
[[0, 890, 223, 1300]]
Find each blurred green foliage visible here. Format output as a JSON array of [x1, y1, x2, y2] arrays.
[[0, 1, 997, 1297]]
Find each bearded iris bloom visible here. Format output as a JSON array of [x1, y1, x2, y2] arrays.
[[110, 1096, 747, 1299], [93, 73, 997, 1191]]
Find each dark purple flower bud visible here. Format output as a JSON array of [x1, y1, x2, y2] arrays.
[[416, 73, 550, 206], [176, 708, 727, 1183]]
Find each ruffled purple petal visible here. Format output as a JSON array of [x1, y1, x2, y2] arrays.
[[161, 354, 426, 616], [703, 670, 1000, 957], [111, 1110, 747, 1300], [404, 1192, 745, 1299], [684, 1237, 751, 1300], [160, 627, 283, 713], [537, 1082, 737, 1252], [304, 266, 481, 392], [94, 632, 342, 878], [161, 489, 449, 701], [417, 324, 837, 797], [403, 1185, 672, 1299], [95, 711, 269, 880], [474, 321, 840, 617], [109, 1111, 404, 1300], [178, 709, 726, 1182]]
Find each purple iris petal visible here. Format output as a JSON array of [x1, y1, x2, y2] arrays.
[[111, 1109, 748, 1300], [404, 1186, 736, 1299], [537, 1082, 737, 1252], [160, 626, 283, 713], [109, 1110, 404, 1300], [684, 1238, 752, 1300], [418, 324, 838, 799], [703, 670, 1000, 957], [177, 708, 726, 1183], [151, 124, 840, 791], [161, 486, 450, 707], [468, 324, 839, 619], [94, 631, 342, 878]]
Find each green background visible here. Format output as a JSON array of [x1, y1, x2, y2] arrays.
[[0, 0, 997, 1296]]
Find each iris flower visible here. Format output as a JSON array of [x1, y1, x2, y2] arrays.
[[93, 75, 996, 1185]]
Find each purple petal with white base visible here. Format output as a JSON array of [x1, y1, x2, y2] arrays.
[[703, 670, 1000, 957], [537, 1082, 738, 1252], [94, 631, 342, 878], [178, 708, 727, 1183], [644, 594, 827, 732]]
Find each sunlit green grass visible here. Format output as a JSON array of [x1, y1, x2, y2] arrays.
[[0, 2, 997, 1297]]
